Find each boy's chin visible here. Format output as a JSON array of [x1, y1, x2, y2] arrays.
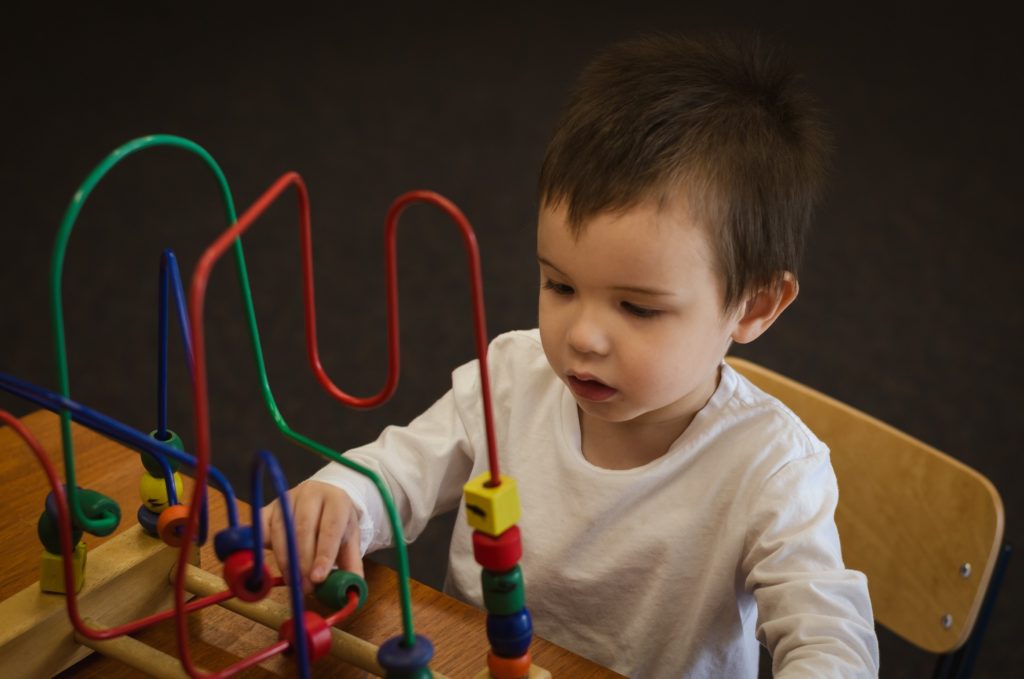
[[575, 399, 636, 423]]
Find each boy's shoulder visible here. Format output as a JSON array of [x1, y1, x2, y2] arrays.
[[712, 361, 830, 468], [452, 329, 551, 398], [491, 327, 543, 348]]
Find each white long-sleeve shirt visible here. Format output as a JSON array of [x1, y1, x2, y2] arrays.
[[312, 329, 879, 678]]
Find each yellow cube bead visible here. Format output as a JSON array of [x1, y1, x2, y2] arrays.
[[463, 473, 520, 537], [40, 540, 87, 594], [139, 471, 184, 513]]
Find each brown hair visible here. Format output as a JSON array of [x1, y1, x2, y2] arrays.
[[538, 32, 831, 310]]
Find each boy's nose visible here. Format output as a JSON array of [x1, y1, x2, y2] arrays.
[[567, 309, 611, 356]]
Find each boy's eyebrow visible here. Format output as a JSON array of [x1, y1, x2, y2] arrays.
[[537, 255, 676, 297], [536, 255, 564, 274]]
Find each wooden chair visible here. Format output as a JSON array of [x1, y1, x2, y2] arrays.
[[726, 357, 1010, 678]]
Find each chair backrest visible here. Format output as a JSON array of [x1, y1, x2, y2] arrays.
[[726, 357, 1005, 654]]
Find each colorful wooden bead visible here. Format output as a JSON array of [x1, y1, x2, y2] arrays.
[[142, 429, 184, 477], [486, 649, 532, 679], [279, 610, 332, 663], [137, 505, 160, 537], [139, 471, 183, 513], [486, 609, 533, 658], [222, 550, 273, 602], [39, 540, 87, 594], [156, 503, 189, 547], [79, 488, 121, 536], [472, 526, 522, 572], [214, 525, 256, 562], [463, 473, 521, 537], [481, 565, 525, 616], [377, 634, 435, 675], [46, 486, 121, 536], [37, 509, 83, 554], [315, 569, 368, 611]]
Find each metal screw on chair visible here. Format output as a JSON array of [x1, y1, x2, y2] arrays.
[[959, 562, 971, 578], [941, 614, 953, 630]]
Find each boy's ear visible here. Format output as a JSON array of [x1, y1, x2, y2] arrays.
[[731, 272, 799, 344]]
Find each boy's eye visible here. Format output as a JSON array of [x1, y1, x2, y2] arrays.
[[543, 280, 574, 295], [621, 301, 660, 318]]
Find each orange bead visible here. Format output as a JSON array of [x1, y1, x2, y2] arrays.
[[156, 503, 190, 547], [487, 648, 531, 679]]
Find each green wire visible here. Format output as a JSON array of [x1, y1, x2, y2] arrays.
[[49, 134, 416, 644]]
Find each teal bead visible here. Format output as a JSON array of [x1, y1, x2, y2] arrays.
[[74, 488, 121, 536], [481, 565, 525, 615], [142, 429, 184, 477], [315, 569, 369, 610]]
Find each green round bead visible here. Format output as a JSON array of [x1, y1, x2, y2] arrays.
[[37, 509, 83, 554], [315, 569, 369, 611], [142, 429, 184, 477], [481, 565, 525, 615]]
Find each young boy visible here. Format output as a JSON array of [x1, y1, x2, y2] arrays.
[[264, 33, 880, 677]]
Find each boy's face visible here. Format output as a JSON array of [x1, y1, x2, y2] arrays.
[[537, 195, 744, 430]]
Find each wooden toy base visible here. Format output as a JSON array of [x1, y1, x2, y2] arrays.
[[0, 525, 196, 677], [0, 524, 551, 678]]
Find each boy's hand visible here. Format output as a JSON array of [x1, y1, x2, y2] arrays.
[[261, 480, 364, 594]]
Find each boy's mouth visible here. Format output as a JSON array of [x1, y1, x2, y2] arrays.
[[567, 375, 617, 402]]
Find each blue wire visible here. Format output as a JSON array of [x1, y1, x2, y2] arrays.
[[0, 372, 237, 530], [154, 249, 196, 512], [157, 251, 170, 439], [168, 251, 194, 377], [251, 449, 310, 678]]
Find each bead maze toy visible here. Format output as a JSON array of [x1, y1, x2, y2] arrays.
[[0, 135, 550, 678]]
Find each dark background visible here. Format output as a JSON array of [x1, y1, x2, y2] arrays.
[[1, 3, 1019, 676]]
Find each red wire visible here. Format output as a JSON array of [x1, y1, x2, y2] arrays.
[[182, 174, 504, 675], [323, 588, 361, 627], [186, 174, 503, 676]]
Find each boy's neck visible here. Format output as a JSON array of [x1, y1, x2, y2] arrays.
[[578, 408, 698, 470]]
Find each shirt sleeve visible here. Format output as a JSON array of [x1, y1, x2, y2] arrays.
[[742, 453, 880, 678], [309, 382, 476, 555]]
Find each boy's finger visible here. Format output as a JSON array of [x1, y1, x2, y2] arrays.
[[260, 500, 276, 546], [270, 502, 296, 581], [292, 491, 325, 594], [310, 499, 347, 584], [336, 512, 364, 579]]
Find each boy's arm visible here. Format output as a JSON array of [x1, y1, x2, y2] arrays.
[[309, 379, 477, 556], [743, 453, 880, 678]]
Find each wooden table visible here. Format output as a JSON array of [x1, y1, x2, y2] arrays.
[[0, 409, 623, 678]]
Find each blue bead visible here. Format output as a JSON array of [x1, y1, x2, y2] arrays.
[[486, 609, 533, 658], [137, 504, 160, 537], [214, 525, 256, 562], [377, 634, 434, 673]]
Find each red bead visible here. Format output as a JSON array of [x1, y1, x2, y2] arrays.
[[222, 550, 273, 602], [487, 648, 531, 678], [472, 525, 522, 571], [156, 504, 189, 547], [279, 611, 332, 663]]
